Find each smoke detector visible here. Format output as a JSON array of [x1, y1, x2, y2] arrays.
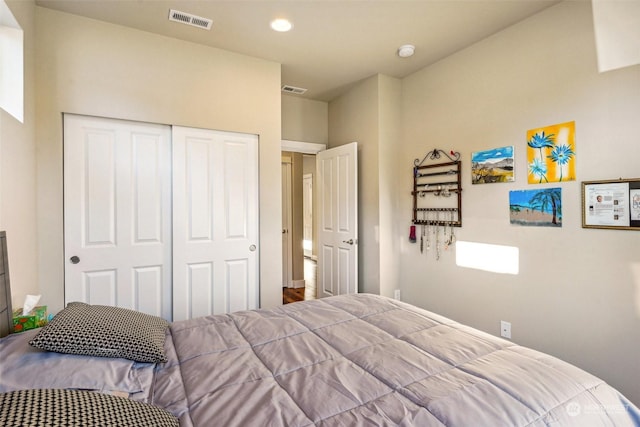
[[168, 9, 213, 30], [398, 44, 415, 58]]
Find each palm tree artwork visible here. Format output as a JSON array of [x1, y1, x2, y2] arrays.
[[526, 121, 576, 184], [509, 188, 562, 227]]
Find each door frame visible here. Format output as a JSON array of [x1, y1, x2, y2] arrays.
[[280, 140, 327, 297], [281, 140, 326, 155], [281, 155, 293, 288]]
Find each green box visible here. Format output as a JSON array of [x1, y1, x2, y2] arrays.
[[12, 305, 48, 333]]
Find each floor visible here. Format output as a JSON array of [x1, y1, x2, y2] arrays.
[[282, 287, 304, 304], [283, 257, 317, 304]]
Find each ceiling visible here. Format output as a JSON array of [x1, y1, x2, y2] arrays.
[[35, 0, 561, 102]]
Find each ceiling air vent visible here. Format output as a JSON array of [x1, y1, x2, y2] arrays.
[[281, 85, 307, 95], [168, 9, 213, 30]]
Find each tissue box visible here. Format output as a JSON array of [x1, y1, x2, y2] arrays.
[[12, 306, 48, 333]]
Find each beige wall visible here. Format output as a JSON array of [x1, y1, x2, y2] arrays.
[[329, 75, 380, 294], [2, 0, 37, 310], [328, 74, 401, 296], [291, 152, 304, 282], [282, 95, 328, 144], [377, 75, 402, 299], [34, 7, 283, 314], [396, 1, 640, 404]]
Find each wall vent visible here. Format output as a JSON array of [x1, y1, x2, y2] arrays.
[[281, 85, 307, 95], [168, 9, 213, 30]]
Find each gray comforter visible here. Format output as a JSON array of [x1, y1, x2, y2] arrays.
[[151, 294, 640, 426]]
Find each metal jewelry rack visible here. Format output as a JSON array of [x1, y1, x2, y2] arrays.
[[411, 149, 462, 258]]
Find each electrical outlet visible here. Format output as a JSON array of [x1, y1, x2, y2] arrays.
[[393, 289, 401, 300], [500, 320, 511, 339]]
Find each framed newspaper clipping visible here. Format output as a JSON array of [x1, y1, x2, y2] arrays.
[[582, 178, 640, 230]]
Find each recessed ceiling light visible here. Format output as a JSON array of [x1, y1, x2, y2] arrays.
[[271, 18, 293, 32], [398, 44, 415, 58]]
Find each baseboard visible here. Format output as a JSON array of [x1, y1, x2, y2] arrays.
[[291, 279, 305, 289]]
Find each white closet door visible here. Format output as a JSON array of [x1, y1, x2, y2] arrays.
[[64, 114, 172, 319], [172, 127, 259, 321]]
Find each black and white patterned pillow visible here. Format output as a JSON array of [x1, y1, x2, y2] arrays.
[[29, 302, 169, 363], [0, 389, 178, 427]]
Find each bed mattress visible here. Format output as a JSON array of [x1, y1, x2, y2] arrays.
[[150, 294, 640, 426]]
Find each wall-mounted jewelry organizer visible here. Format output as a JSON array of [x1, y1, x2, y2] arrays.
[[411, 149, 462, 258]]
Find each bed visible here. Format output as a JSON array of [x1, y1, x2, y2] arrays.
[[1, 240, 639, 426]]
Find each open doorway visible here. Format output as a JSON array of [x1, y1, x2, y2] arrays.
[[281, 141, 325, 304], [301, 155, 317, 301], [281, 140, 359, 304], [281, 152, 316, 304]]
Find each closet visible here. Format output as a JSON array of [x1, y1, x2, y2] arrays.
[[63, 114, 259, 321]]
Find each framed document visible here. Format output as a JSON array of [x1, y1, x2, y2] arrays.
[[582, 178, 640, 230]]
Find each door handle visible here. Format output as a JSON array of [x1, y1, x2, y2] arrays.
[[70, 256, 80, 264], [342, 239, 354, 245], [249, 245, 256, 252]]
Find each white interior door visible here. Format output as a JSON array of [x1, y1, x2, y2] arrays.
[[64, 114, 172, 319], [172, 126, 259, 321], [317, 142, 358, 298], [281, 158, 293, 288]]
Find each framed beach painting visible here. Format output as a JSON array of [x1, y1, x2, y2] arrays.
[[471, 146, 514, 184], [509, 188, 562, 227], [526, 121, 575, 184]]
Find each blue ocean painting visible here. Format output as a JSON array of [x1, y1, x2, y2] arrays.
[[509, 188, 562, 227]]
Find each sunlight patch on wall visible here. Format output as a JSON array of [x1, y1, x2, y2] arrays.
[[456, 241, 519, 275]]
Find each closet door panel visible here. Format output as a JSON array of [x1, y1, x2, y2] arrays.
[[64, 116, 257, 322], [64, 114, 172, 319], [173, 127, 259, 321]]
